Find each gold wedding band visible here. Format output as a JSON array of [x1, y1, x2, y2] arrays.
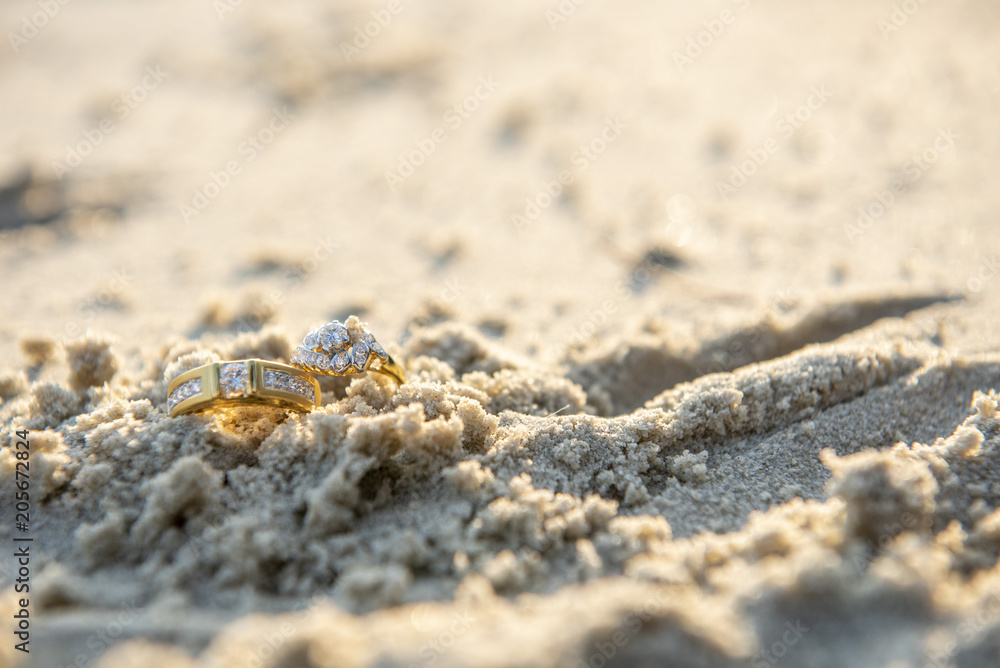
[[167, 359, 320, 417], [290, 317, 406, 385]]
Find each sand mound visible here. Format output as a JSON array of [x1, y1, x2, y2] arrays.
[[2, 312, 999, 667]]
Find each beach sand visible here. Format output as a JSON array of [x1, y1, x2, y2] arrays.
[[1, 0, 1000, 666]]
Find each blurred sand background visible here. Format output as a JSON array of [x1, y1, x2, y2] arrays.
[[1, 0, 1000, 666]]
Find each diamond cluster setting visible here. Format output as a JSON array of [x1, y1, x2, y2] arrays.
[[218, 362, 249, 399], [167, 378, 202, 411], [263, 369, 315, 400], [290, 319, 389, 375]]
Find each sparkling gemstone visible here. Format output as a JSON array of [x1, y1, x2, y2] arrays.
[[263, 370, 315, 401], [360, 329, 388, 360], [263, 370, 283, 388], [332, 351, 351, 373], [369, 339, 388, 360], [168, 378, 202, 410], [297, 349, 318, 368], [303, 330, 321, 349], [219, 363, 249, 398], [351, 342, 369, 370], [319, 322, 350, 351], [313, 352, 331, 371]]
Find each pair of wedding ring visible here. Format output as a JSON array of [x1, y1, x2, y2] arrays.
[[166, 318, 405, 418]]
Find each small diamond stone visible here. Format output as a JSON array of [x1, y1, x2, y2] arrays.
[[219, 363, 249, 398], [290, 348, 307, 365], [292, 348, 328, 370], [303, 330, 321, 349], [360, 329, 388, 360], [168, 378, 202, 411], [332, 351, 351, 373], [369, 339, 388, 360], [351, 342, 369, 370], [263, 370, 315, 401]]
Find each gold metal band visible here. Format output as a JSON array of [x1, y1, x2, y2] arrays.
[[373, 356, 406, 385], [167, 359, 320, 418]]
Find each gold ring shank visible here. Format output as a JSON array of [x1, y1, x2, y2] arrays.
[[372, 355, 406, 384], [167, 359, 320, 418]]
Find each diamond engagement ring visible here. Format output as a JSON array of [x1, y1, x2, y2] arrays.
[[290, 316, 406, 385], [167, 359, 320, 417]]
